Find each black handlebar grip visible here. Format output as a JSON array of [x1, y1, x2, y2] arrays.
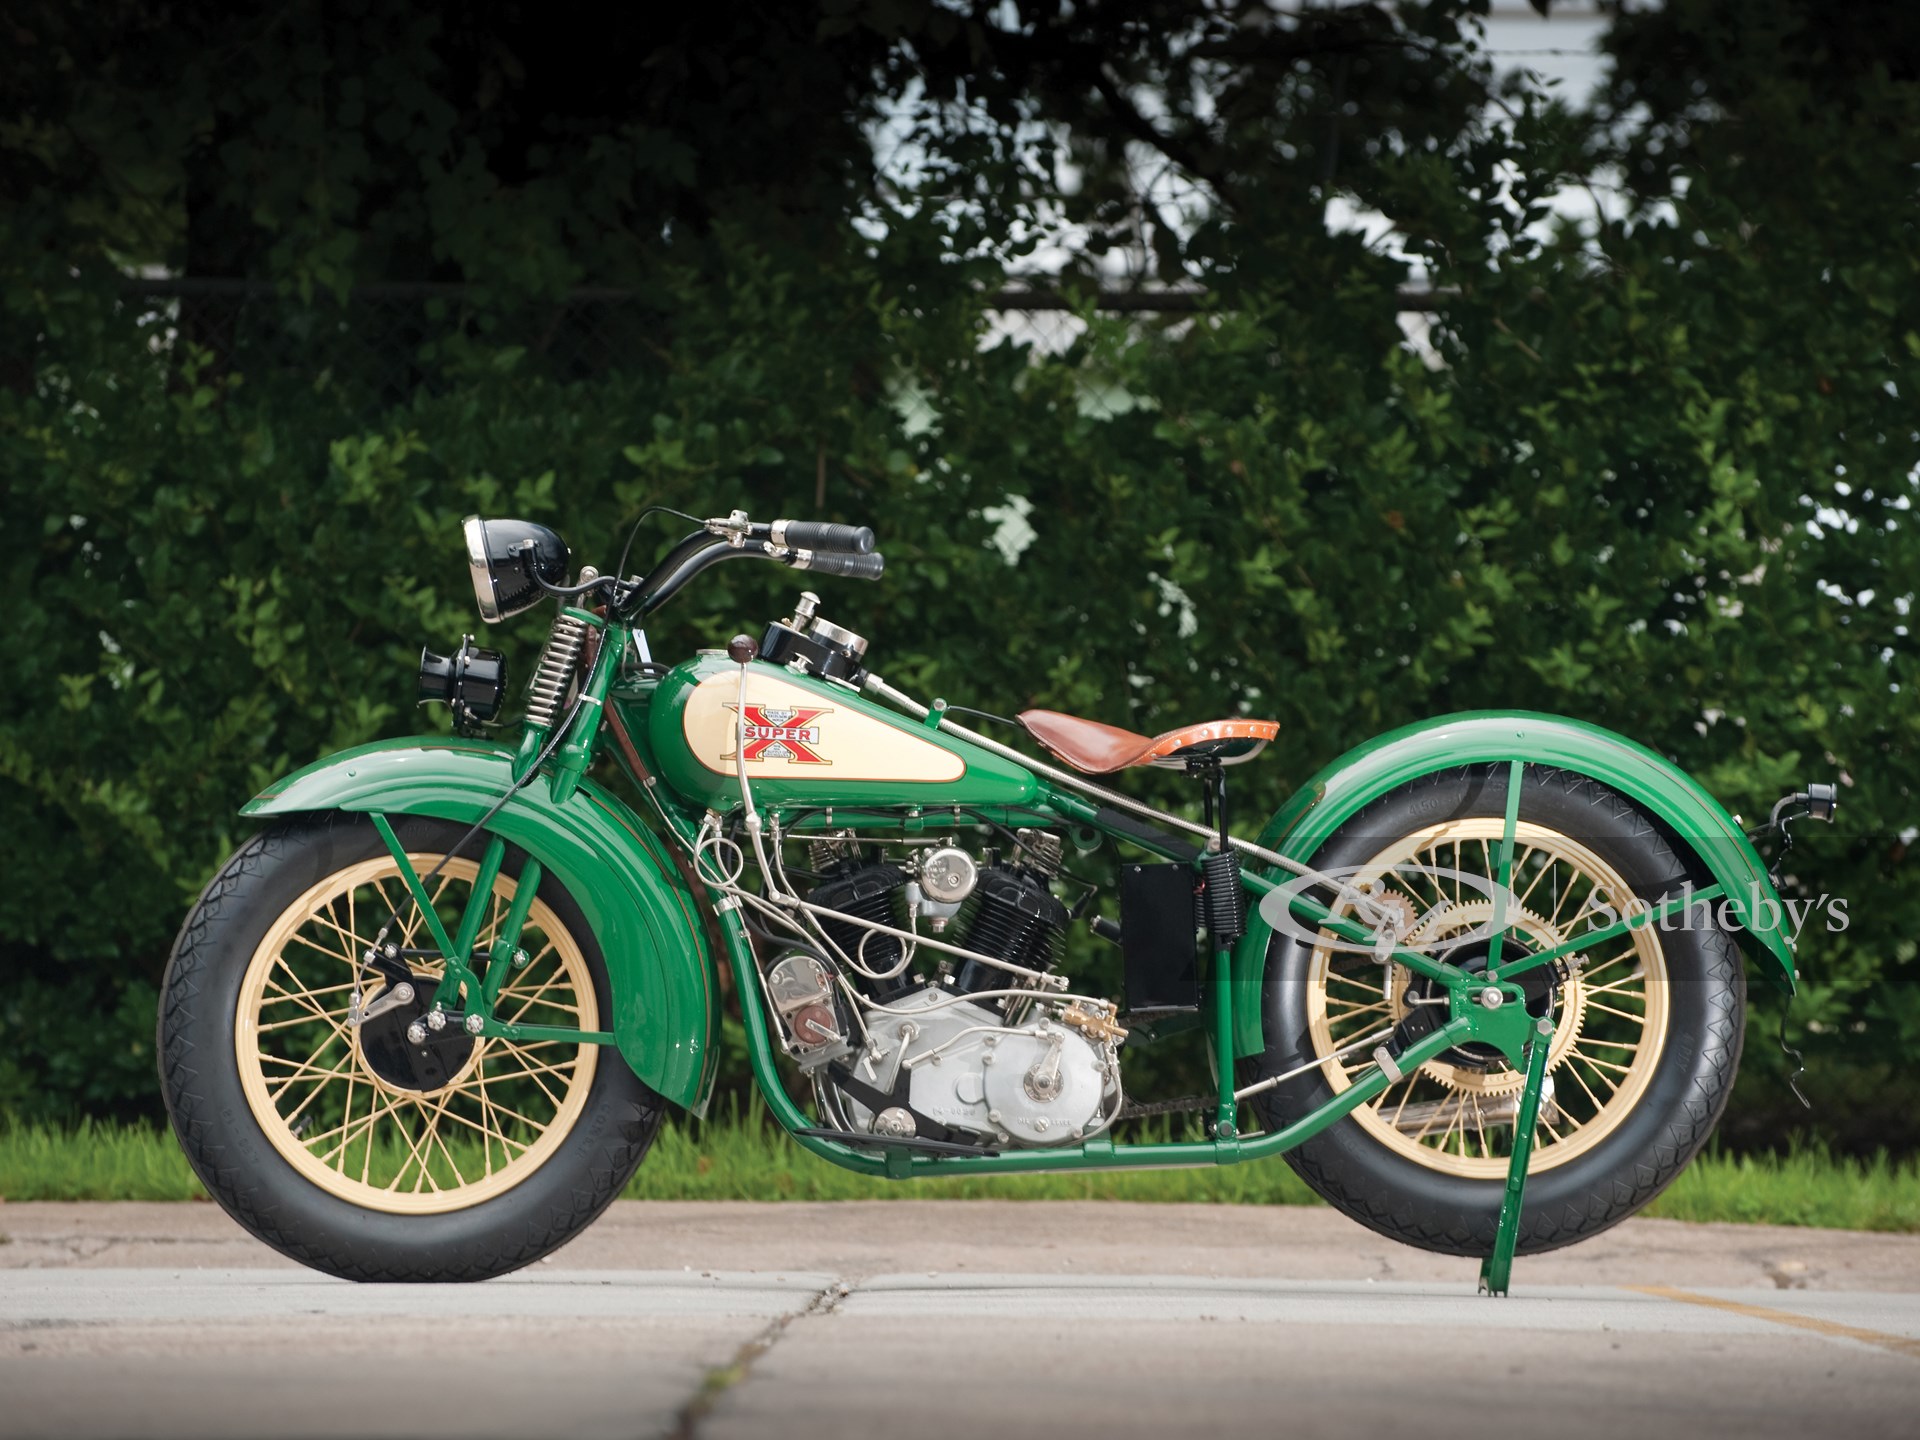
[[798, 549, 886, 580], [775, 519, 876, 554]]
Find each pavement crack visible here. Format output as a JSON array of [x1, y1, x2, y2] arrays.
[[667, 1279, 848, 1439]]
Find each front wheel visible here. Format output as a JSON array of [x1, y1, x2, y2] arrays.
[[1244, 764, 1746, 1257], [158, 813, 664, 1281]]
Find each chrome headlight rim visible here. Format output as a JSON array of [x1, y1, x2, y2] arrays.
[[461, 515, 572, 622], [462, 515, 503, 624]]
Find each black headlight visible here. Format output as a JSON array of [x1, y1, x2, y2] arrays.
[[462, 516, 570, 622]]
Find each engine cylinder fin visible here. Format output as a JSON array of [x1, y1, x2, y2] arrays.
[[953, 864, 1069, 999], [807, 862, 914, 1002]]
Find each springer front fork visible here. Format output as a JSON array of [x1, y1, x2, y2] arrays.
[[361, 816, 616, 1048], [348, 611, 633, 1051]]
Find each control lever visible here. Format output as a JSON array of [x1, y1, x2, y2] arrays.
[[796, 550, 886, 581]]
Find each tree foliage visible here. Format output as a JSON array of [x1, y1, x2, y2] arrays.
[[3, 0, 1915, 1149]]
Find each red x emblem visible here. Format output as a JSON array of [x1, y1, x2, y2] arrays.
[[727, 704, 831, 764]]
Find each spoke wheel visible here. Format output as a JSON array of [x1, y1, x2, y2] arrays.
[[1307, 818, 1670, 1179], [235, 853, 600, 1214], [1245, 764, 1745, 1259], [163, 814, 663, 1281]]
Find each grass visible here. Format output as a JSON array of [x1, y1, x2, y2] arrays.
[[1638, 1145, 1920, 1232], [1, 1118, 209, 1203], [2, 1115, 1917, 1232]]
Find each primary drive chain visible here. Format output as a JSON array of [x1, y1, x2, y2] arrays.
[[1117, 1093, 1216, 1120]]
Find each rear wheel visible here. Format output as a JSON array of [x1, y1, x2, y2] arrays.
[[159, 812, 664, 1280], [1245, 765, 1745, 1256]]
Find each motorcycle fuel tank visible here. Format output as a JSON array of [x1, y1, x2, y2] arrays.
[[640, 653, 1040, 811]]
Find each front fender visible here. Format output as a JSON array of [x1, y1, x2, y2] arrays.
[[243, 737, 720, 1112], [1231, 712, 1795, 1062]]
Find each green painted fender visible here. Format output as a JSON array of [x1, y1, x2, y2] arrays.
[[242, 736, 720, 1112], [1231, 712, 1797, 1062]]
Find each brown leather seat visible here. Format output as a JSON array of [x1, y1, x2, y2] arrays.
[[1017, 709, 1279, 775]]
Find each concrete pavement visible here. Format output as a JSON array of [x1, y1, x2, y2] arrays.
[[3, 1202, 1918, 1438]]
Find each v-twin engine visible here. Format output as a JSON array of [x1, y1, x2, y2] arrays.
[[843, 988, 1120, 1147]]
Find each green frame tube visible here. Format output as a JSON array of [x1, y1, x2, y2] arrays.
[[367, 813, 472, 1001], [1212, 943, 1237, 1138], [481, 856, 544, 1010], [720, 873, 1519, 1180], [1483, 759, 1525, 975]]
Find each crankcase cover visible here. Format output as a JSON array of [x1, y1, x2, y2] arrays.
[[838, 989, 1116, 1148], [981, 1025, 1107, 1146]]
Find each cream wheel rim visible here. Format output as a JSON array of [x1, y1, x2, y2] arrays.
[[1306, 818, 1670, 1179], [235, 852, 599, 1214]]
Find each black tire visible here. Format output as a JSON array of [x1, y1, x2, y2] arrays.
[[158, 812, 665, 1281], [1244, 764, 1745, 1257]]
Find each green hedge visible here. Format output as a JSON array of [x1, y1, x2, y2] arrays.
[[3, 1, 1916, 1150]]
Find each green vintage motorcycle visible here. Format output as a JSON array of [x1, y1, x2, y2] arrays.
[[158, 508, 1832, 1292]]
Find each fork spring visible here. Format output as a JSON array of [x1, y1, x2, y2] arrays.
[[526, 611, 590, 729]]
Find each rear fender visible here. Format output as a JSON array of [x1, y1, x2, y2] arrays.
[[243, 737, 720, 1112], [1231, 712, 1797, 1062]]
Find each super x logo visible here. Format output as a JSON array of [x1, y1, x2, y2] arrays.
[[722, 703, 833, 765]]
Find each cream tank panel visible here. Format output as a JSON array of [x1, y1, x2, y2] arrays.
[[679, 671, 965, 783]]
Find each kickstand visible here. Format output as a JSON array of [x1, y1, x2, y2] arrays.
[[1480, 1017, 1553, 1297]]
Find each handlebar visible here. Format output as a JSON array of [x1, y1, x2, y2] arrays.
[[627, 528, 887, 615], [714, 510, 876, 555], [794, 549, 886, 580], [769, 519, 875, 554]]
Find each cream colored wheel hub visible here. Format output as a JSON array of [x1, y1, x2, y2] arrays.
[[234, 852, 600, 1214], [1306, 818, 1670, 1179]]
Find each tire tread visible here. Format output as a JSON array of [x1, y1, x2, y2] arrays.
[[158, 814, 663, 1282], [1251, 765, 1746, 1258]]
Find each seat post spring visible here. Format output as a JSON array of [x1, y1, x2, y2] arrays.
[[1202, 849, 1245, 950], [526, 609, 591, 730], [1184, 754, 1245, 951]]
